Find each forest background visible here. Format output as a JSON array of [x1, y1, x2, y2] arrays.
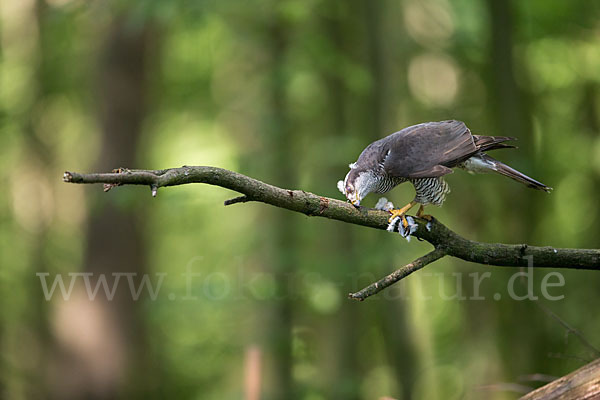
[[2, 0, 600, 399]]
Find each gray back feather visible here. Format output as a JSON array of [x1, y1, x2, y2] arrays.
[[356, 120, 478, 179]]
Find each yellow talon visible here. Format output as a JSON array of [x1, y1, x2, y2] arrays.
[[390, 213, 408, 228], [388, 201, 417, 226], [416, 204, 433, 221]]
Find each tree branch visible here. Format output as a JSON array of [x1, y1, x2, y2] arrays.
[[519, 357, 600, 400], [63, 166, 600, 298], [348, 248, 447, 301]]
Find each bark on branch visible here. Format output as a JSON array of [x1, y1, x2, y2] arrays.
[[63, 166, 600, 300], [519, 357, 600, 400], [347, 248, 447, 300]]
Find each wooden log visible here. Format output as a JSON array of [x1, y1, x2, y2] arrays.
[[520, 358, 600, 400]]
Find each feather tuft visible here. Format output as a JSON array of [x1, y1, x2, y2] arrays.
[[387, 217, 399, 232], [337, 180, 345, 194], [375, 197, 395, 211]]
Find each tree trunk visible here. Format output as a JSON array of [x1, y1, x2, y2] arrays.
[[47, 17, 155, 400]]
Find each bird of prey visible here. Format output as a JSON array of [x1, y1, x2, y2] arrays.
[[340, 120, 551, 227]]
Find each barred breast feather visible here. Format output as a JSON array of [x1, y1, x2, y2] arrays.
[[411, 177, 450, 206]]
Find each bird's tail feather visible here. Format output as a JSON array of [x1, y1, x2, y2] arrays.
[[466, 153, 552, 192], [473, 135, 518, 152]]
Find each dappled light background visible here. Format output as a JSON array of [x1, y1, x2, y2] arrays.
[[2, 0, 600, 399]]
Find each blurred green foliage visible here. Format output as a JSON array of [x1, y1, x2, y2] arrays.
[[1, 0, 600, 399]]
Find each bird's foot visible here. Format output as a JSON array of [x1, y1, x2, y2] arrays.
[[387, 215, 418, 241], [388, 209, 409, 228], [419, 214, 433, 221], [388, 201, 416, 226], [386, 201, 421, 241], [415, 204, 433, 221]]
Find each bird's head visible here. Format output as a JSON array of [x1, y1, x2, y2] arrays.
[[338, 163, 378, 207]]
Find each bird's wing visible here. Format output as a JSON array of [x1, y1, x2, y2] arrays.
[[379, 120, 477, 178], [407, 164, 454, 178]]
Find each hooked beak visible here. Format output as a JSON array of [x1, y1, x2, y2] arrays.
[[347, 194, 360, 208]]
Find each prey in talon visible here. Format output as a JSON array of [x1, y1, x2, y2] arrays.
[[340, 120, 551, 224]]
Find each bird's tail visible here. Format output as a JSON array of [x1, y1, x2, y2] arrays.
[[473, 135, 518, 151], [464, 153, 552, 192]]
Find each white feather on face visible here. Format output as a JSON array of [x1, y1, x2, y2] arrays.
[[342, 168, 378, 206], [354, 171, 378, 204]]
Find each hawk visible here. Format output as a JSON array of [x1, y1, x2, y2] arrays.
[[340, 120, 551, 227]]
